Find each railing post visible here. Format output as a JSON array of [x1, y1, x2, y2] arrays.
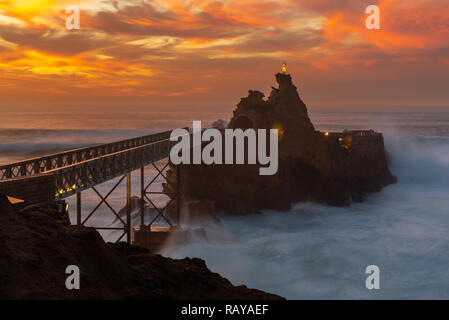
[[45, 159, 52, 171], [5, 167, 12, 178], [67, 154, 73, 166], [177, 164, 181, 227], [76, 192, 81, 225], [33, 161, 40, 174], [57, 156, 63, 168], [126, 172, 131, 244], [141, 166, 145, 226]]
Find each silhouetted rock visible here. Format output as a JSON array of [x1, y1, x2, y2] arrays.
[[167, 73, 396, 212], [0, 195, 282, 299]]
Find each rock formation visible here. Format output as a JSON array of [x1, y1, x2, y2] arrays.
[[166, 73, 396, 213], [0, 195, 282, 299]]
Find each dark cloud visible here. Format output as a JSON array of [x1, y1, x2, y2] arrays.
[[0, 26, 114, 56], [99, 44, 174, 61], [239, 28, 325, 53], [291, 0, 368, 14], [83, 2, 253, 39]]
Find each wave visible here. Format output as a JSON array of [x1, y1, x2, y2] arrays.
[[161, 134, 449, 299], [386, 134, 449, 186]]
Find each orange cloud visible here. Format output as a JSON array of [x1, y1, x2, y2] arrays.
[[0, 0, 448, 107]]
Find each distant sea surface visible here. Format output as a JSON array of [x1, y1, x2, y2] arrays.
[[1, 106, 449, 299]]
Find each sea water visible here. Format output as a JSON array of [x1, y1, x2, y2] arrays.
[[1, 106, 448, 299]]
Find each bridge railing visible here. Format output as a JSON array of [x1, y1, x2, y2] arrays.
[[0, 129, 179, 180], [51, 136, 179, 199]]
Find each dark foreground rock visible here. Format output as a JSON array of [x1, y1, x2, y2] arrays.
[[0, 196, 282, 300]]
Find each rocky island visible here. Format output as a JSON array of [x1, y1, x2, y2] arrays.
[[166, 73, 396, 214]]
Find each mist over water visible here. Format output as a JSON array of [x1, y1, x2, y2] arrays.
[[162, 109, 449, 299], [1, 107, 449, 299], [161, 132, 449, 299]]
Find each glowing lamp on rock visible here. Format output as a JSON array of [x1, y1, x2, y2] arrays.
[[282, 62, 287, 74]]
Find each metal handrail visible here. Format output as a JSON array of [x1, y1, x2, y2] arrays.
[[0, 129, 184, 180], [51, 132, 190, 199]]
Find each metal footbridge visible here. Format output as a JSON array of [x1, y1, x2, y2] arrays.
[[0, 129, 186, 243]]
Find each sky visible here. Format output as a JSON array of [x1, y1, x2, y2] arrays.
[[0, 0, 448, 111]]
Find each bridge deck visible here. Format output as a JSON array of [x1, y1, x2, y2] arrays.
[[51, 137, 177, 199], [0, 128, 190, 244], [0, 129, 176, 180]]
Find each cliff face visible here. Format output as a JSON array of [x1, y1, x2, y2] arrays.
[[0, 195, 281, 299], [169, 73, 396, 212]]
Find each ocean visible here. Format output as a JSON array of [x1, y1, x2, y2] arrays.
[[1, 106, 449, 299]]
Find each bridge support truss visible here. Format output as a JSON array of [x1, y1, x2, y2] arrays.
[[74, 162, 180, 244], [75, 173, 133, 243], [0, 129, 189, 244], [140, 162, 180, 230]]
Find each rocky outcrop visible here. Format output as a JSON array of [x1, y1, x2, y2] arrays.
[[0, 195, 282, 299], [167, 73, 396, 213]]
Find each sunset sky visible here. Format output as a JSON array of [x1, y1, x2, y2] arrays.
[[0, 0, 448, 111]]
